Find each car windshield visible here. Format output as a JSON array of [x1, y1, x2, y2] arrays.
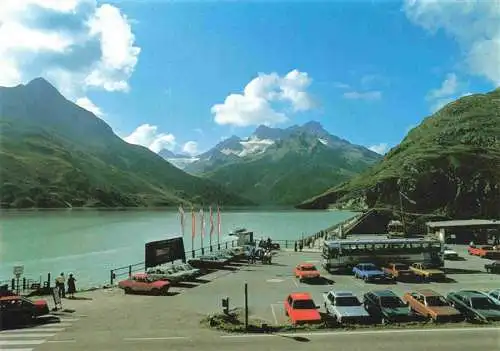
[[293, 299, 316, 309], [301, 266, 317, 271], [336, 297, 361, 306], [426, 296, 449, 306], [380, 296, 405, 308], [471, 297, 496, 309]]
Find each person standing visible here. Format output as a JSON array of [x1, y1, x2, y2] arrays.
[[67, 274, 76, 299], [55, 273, 66, 298]]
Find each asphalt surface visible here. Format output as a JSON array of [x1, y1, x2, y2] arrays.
[[3, 244, 499, 351]]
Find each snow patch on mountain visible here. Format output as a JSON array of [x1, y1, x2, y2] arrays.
[[239, 137, 274, 157], [318, 138, 328, 145]]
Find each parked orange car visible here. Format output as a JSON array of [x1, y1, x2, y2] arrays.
[[468, 246, 500, 259], [294, 263, 321, 282], [284, 292, 322, 325], [403, 289, 464, 322]]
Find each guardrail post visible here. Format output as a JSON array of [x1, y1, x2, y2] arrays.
[[192, 250, 195, 258], [110, 270, 114, 285], [128, 265, 132, 278], [201, 247, 205, 255]]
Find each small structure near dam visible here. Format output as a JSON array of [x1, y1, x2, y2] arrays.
[[426, 219, 500, 244]]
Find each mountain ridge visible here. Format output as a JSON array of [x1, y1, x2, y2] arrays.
[[186, 121, 382, 205], [298, 89, 500, 219], [0, 77, 251, 208]]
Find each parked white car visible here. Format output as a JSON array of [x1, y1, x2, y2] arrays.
[[323, 290, 371, 324], [443, 246, 459, 260]]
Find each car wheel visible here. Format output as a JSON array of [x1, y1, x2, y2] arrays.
[[124, 287, 132, 294], [285, 310, 289, 317], [152, 288, 160, 295], [363, 276, 368, 282], [160, 286, 169, 295]]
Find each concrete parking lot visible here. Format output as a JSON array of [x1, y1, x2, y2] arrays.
[[4, 244, 499, 350]]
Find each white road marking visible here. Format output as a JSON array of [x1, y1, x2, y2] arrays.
[[47, 340, 77, 343], [0, 348, 34, 351], [124, 337, 189, 341], [292, 278, 299, 287], [0, 328, 66, 333], [0, 334, 56, 339], [266, 279, 284, 283], [219, 326, 500, 338], [0, 340, 46, 345], [38, 323, 72, 328], [270, 304, 278, 325], [58, 318, 79, 322]]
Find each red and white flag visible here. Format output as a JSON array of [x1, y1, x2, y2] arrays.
[[179, 204, 185, 236], [217, 206, 221, 239], [209, 206, 214, 238], [191, 207, 196, 239], [199, 208, 205, 238]]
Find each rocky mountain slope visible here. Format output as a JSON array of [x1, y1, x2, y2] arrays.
[[0, 78, 251, 208], [298, 89, 500, 219], [186, 121, 382, 205]]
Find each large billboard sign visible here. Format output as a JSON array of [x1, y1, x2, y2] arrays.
[[145, 237, 186, 268]]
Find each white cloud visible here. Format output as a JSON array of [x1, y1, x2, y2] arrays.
[[427, 73, 458, 99], [333, 82, 350, 89], [76, 97, 104, 117], [369, 143, 389, 155], [403, 0, 500, 86], [123, 124, 176, 153], [343, 91, 382, 100], [0, 0, 140, 98], [182, 141, 199, 156], [211, 69, 314, 127], [426, 73, 473, 112]]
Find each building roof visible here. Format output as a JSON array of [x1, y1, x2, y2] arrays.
[[426, 219, 500, 228]]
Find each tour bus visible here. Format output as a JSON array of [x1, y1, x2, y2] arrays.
[[321, 237, 444, 272]]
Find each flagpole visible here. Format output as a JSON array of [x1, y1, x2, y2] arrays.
[[217, 205, 221, 250], [191, 207, 195, 257], [200, 208, 204, 254], [209, 206, 213, 252]]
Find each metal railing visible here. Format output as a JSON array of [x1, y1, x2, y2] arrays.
[[0, 275, 49, 295], [109, 239, 238, 285]]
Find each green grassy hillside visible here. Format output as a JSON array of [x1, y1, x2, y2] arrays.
[[298, 89, 500, 219]]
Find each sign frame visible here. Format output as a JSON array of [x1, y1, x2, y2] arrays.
[[145, 236, 186, 269]]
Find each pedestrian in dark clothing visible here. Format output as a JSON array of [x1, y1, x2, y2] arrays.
[[267, 237, 272, 250], [294, 241, 298, 252], [299, 241, 303, 252], [67, 274, 76, 299], [55, 273, 66, 298]]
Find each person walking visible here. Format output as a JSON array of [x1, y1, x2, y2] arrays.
[[67, 274, 76, 299], [294, 241, 298, 252], [55, 273, 66, 298], [299, 241, 303, 252]]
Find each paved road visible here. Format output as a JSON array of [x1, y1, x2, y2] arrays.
[[33, 326, 500, 351]]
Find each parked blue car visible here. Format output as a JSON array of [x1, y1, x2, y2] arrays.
[[353, 263, 391, 282]]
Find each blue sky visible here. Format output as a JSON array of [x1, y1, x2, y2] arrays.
[[1, 1, 498, 155]]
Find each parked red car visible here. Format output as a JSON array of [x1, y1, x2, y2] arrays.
[[118, 273, 170, 295], [284, 292, 322, 325], [0, 295, 50, 327], [294, 263, 321, 282], [468, 246, 500, 259]]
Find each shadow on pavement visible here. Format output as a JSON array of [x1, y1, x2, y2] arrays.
[[443, 268, 483, 274]]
